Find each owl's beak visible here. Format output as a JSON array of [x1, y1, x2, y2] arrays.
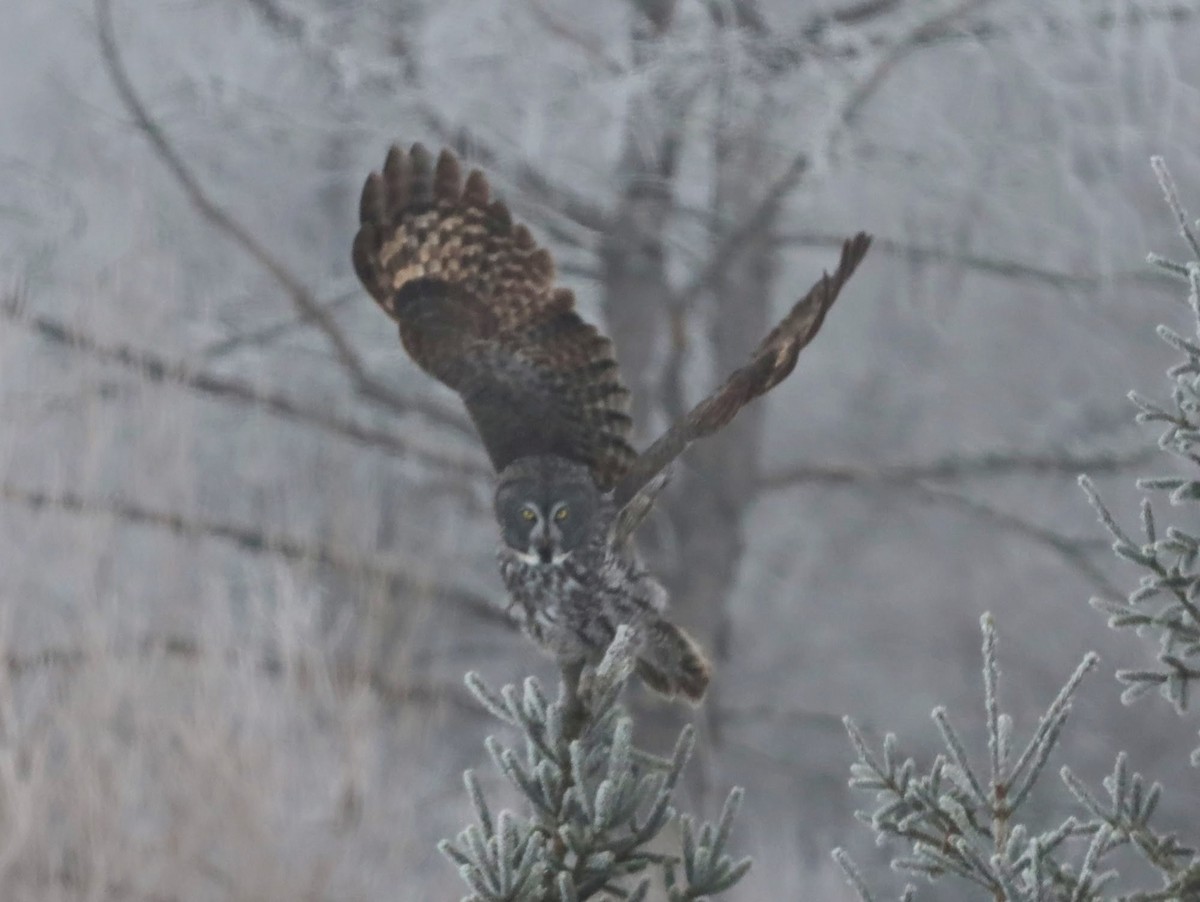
[[529, 520, 555, 564]]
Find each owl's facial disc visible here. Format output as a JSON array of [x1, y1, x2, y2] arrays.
[[495, 495, 561, 564], [495, 457, 598, 562]]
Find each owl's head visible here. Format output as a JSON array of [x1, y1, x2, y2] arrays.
[[494, 456, 603, 563]]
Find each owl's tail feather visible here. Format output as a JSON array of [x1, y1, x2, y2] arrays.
[[636, 619, 711, 704]]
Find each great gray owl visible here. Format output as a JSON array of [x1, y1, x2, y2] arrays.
[[352, 143, 871, 702]]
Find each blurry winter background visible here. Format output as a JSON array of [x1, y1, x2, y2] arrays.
[[1, 0, 1199, 898]]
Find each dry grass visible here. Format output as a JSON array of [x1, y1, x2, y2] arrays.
[[0, 226, 493, 897], [0, 562, 485, 900]]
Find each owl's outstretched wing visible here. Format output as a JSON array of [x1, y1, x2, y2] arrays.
[[613, 232, 872, 508], [609, 467, 673, 550], [353, 144, 636, 487]]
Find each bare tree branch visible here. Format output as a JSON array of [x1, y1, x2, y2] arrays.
[[416, 104, 612, 239], [5, 631, 479, 714], [242, 0, 618, 247], [672, 0, 1193, 316], [745, 1, 1200, 77], [760, 441, 1135, 595], [718, 702, 845, 730], [670, 150, 807, 314], [896, 1, 1200, 53], [907, 482, 1121, 597], [830, 0, 903, 27], [241, 0, 615, 260], [672, 0, 997, 313], [525, 0, 626, 74], [1, 482, 509, 628], [94, 0, 474, 440], [243, 0, 307, 39], [772, 231, 1183, 293], [16, 279, 1145, 498], [670, 1, 1197, 311], [759, 445, 1155, 491], [837, 0, 1001, 135], [201, 286, 360, 360], [1, 297, 490, 480], [708, 0, 771, 33]]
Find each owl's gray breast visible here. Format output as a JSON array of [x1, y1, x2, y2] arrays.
[[496, 540, 666, 664], [497, 548, 597, 659]]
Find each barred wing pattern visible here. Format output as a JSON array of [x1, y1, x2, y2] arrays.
[[612, 232, 872, 508], [353, 144, 872, 509], [352, 143, 637, 488]]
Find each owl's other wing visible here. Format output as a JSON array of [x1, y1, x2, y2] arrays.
[[353, 144, 636, 486], [609, 467, 673, 550], [613, 232, 871, 508]]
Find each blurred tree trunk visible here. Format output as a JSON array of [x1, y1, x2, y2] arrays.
[[598, 0, 694, 774], [601, 4, 782, 808], [667, 93, 777, 724], [599, 3, 680, 440]]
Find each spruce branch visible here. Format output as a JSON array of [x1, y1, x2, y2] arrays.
[[1060, 754, 1196, 892], [1079, 158, 1200, 764], [843, 615, 1118, 900], [844, 160, 1200, 897], [1150, 157, 1200, 263], [444, 628, 750, 901], [832, 847, 917, 902]]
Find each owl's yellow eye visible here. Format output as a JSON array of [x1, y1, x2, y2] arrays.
[[521, 508, 536, 522], [554, 506, 569, 522]]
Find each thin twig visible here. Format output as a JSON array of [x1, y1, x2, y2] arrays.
[[671, 150, 808, 312], [717, 702, 845, 730], [94, 0, 474, 439], [201, 287, 360, 360], [1151, 156, 1200, 261], [526, 0, 625, 75], [831, 0, 903, 27], [1, 482, 510, 628], [837, 0, 1000, 135], [5, 633, 482, 710], [773, 230, 1183, 294], [673, 0, 996, 312], [417, 104, 611, 237], [5, 632, 480, 714], [1, 298, 490, 479], [239, 0, 612, 247], [910, 483, 1121, 597], [760, 445, 1155, 491]]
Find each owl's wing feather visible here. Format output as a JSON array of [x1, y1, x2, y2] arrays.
[[353, 144, 636, 484], [609, 467, 673, 550], [613, 232, 872, 508]]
